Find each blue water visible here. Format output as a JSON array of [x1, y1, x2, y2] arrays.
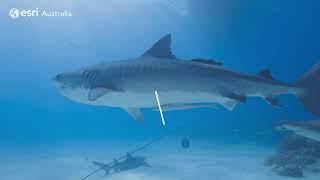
[[1, 0, 320, 179]]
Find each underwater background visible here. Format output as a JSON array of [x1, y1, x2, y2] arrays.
[[1, 0, 320, 179]]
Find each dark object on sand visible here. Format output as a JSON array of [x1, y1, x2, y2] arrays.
[[181, 137, 190, 149], [92, 152, 150, 176], [275, 165, 304, 178], [265, 151, 305, 178], [265, 134, 320, 178], [280, 135, 320, 157]]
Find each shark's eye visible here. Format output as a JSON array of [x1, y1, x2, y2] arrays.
[[276, 126, 287, 130], [56, 73, 62, 81], [281, 126, 290, 130]]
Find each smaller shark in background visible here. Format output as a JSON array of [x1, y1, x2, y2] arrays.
[[276, 120, 320, 142], [92, 153, 150, 176], [112, 153, 150, 172], [92, 161, 113, 176]]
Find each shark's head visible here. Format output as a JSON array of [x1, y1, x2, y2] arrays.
[[275, 122, 305, 133], [135, 156, 146, 162], [52, 69, 94, 102], [276, 121, 320, 142]]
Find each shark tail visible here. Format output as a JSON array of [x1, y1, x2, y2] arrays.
[[296, 62, 320, 116]]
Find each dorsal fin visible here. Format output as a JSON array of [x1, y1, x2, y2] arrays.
[[126, 152, 133, 159], [257, 69, 273, 80], [142, 34, 176, 59], [191, 58, 223, 66]]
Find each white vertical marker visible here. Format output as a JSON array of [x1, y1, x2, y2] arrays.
[[154, 91, 166, 126]]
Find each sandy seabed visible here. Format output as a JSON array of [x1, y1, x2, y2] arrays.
[[0, 140, 319, 180]]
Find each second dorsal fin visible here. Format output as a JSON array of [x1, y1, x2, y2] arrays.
[[257, 69, 273, 80]]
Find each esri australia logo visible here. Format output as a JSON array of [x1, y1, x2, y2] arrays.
[[8, 8, 72, 20], [9, 8, 20, 19]]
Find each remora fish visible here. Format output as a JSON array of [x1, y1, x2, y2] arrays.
[[52, 34, 320, 122], [276, 120, 320, 142]]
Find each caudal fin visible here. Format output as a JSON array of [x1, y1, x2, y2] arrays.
[[296, 62, 320, 116]]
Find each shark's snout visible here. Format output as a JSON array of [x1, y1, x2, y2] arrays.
[[52, 73, 65, 88], [55, 73, 63, 81], [275, 123, 301, 133], [275, 125, 288, 131]]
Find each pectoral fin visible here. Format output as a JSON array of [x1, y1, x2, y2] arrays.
[[88, 88, 111, 101], [123, 108, 144, 123], [222, 92, 247, 103], [88, 86, 123, 101]]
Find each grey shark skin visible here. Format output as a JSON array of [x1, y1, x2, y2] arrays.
[[52, 34, 320, 122], [276, 120, 320, 142]]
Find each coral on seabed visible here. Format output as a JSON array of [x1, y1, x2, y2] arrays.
[[265, 135, 320, 178]]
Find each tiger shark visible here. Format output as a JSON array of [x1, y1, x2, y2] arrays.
[[52, 34, 320, 122]]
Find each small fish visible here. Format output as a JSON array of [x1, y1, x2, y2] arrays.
[[181, 137, 190, 149]]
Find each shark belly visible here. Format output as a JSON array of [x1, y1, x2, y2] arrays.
[[91, 90, 226, 108]]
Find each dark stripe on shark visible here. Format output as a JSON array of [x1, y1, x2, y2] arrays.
[[81, 71, 88, 89], [88, 72, 96, 89], [82, 70, 96, 89]]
